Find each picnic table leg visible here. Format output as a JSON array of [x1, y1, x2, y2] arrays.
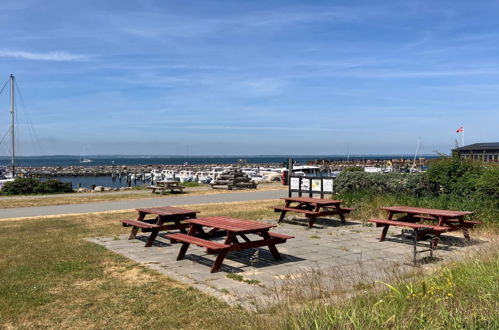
[[261, 231, 282, 261], [338, 210, 347, 224], [129, 212, 146, 240], [431, 234, 440, 249], [380, 211, 394, 241], [413, 228, 418, 264], [278, 201, 291, 223], [145, 229, 159, 247], [176, 225, 200, 260], [209, 232, 236, 272], [211, 251, 227, 273], [463, 229, 471, 240], [308, 215, 316, 228]]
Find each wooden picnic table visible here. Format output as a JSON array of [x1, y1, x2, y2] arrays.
[[369, 205, 478, 248], [148, 181, 185, 193], [165, 216, 294, 273], [121, 206, 198, 247], [274, 196, 355, 228]]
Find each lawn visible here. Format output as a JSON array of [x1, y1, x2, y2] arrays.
[[0, 198, 497, 329], [0, 200, 277, 329], [0, 183, 285, 209]]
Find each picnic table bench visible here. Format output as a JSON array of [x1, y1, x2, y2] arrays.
[[369, 206, 479, 263], [274, 197, 355, 227], [148, 181, 185, 193], [121, 206, 198, 247], [166, 216, 294, 272]]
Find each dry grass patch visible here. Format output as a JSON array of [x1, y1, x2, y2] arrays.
[[0, 184, 285, 209]]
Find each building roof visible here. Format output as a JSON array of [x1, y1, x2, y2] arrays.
[[455, 142, 499, 151]]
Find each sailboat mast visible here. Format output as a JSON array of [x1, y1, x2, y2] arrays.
[[10, 74, 15, 178]]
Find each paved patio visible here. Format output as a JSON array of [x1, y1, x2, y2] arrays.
[[89, 217, 484, 309]]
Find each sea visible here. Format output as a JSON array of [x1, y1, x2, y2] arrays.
[[0, 155, 436, 189]]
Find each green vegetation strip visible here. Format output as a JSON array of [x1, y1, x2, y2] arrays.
[[280, 250, 499, 329]]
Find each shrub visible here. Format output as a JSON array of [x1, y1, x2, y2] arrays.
[[476, 164, 499, 199], [1, 178, 73, 195], [33, 179, 73, 194], [426, 157, 484, 197], [334, 172, 436, 197], [343, 166, 364, 172], [1, 178, 39, 195]]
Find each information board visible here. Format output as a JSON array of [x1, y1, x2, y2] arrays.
[[288, 176, 335, 198], [323, 179, 333, 193], [311, 179, 322, 192], [301, 178, 310, 191]]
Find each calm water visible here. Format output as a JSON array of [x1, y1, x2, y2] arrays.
[[0, 155, 432, 167], [41, 176, 145, 189]]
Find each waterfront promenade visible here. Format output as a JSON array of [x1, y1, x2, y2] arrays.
[[0, 189, 286, 219]]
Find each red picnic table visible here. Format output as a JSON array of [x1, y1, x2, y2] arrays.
[[369, 206, 479, 261], [166, 216, 294, 273], [274, 196, 355, 227], [121, 206, 198, 247]]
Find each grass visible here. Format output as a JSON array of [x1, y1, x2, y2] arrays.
[[0, 183, 285, 209], [0, 196, 497, 329], [273, 246, 499, 329], [226, 273, 261, 285], [0, 200, 279, 328]]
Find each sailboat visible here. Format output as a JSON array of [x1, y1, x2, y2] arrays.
[[0, 74, 16, 187], [79, 155, 94, 163], [79, 147, 94, 163]]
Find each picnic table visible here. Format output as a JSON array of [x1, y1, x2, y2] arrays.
[[369, 206, 479, 253], [274, 197, 355, 228], [165, 216, 294, 273], [121, 206, 198, 247], [148, 181, 185, 193]]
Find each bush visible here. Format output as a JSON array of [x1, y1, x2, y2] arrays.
[[1, 178, 39, 195], [1, 178, 73, 195], [334, 172, 436, 197], [33, 179, 73, 194], [426, 157, 484, 197], [476, 164, 499, 199], [343, 166, 364, 172]]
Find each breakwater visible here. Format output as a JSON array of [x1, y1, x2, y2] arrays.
[[13, 157, 431, 178]]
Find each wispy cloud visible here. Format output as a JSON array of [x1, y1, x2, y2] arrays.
[[0, 49, 89, 61]]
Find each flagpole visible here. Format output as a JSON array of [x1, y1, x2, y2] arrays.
[[462, 130, 464, 147]]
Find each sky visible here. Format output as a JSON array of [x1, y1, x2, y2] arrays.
[[0, 0, 498, 156]]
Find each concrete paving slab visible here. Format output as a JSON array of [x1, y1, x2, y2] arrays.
[[89, 220, 487, 309]]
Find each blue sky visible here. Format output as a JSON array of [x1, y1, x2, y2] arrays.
[[0, 0, 498, 156]]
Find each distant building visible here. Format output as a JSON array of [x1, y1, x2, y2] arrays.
[[453, 142, 499, 162]]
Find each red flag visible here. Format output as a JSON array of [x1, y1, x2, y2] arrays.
[[456, 126, 464, 133]]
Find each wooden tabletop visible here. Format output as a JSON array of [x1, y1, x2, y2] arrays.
[[282, 197, 342, 205], [381, 206, 472, 217], [187, 216, 276, 233], [136, 206, 198, 216]]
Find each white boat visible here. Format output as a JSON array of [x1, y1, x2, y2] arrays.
[[208, 167, 226, 181], [160, 169, 177, 181], [364, 166, 383, 173], [177, 170, 194, 183], [150, 169, 162, 181], [80, 156, 93, 163], [246, 172, 265, 183], [194, 171, 212, 184], [79, 147, 94, 163]]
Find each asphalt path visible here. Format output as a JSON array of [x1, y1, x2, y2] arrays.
[[0, 190, 287, 219]]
